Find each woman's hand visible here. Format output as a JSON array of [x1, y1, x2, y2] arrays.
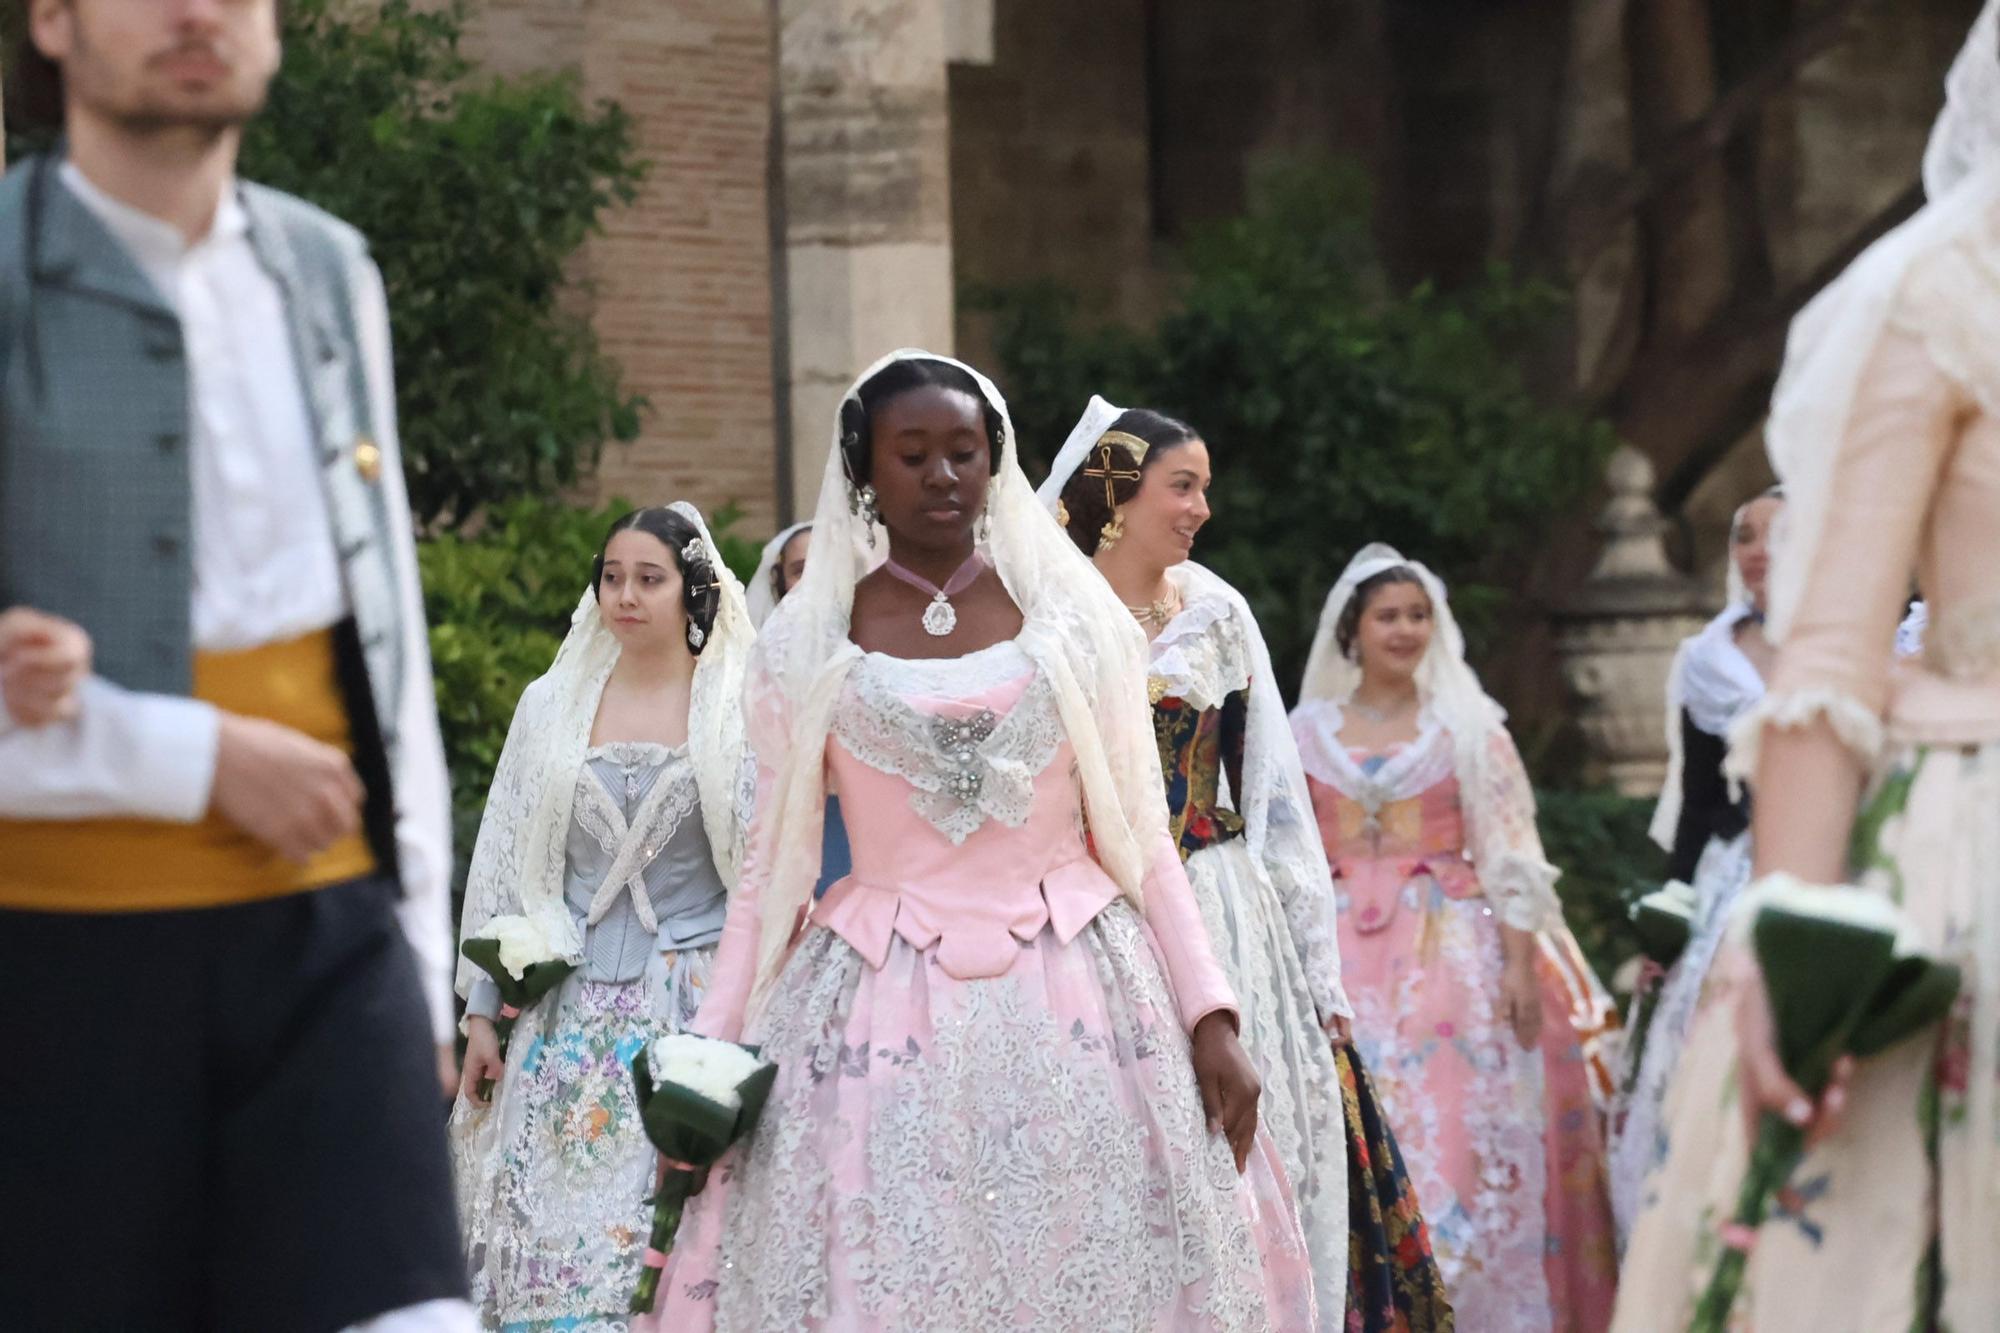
[[1190, 1011, 1261, 1172], [1323, 1013, 1353, 1050], [1497, 940, 1542, 1051], [459, 1015, 506, 1105], [1723, 945, 1855, 1142]]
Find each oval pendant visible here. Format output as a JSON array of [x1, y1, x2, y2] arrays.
[[922, 596, 957, 637]]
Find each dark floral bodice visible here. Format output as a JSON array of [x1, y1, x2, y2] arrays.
[[1152, 684, 1247, 861]]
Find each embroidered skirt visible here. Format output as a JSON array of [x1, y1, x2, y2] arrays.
[[1614, 743, 2000, 1331], [450, 947, 714, 1332], [649, 902, 1317, 1331]]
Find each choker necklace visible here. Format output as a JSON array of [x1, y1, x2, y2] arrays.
[[1348, 695, 1415, 724], [1126, 585, 1182, 630], [884, 553, 985, 637]]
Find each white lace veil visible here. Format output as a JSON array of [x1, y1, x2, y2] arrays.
[[1763, 0, 2000, 640], [1033, 392, 1129, 513], [454, 501, 754, 999], [1035, 399, 1352, 1020], [1297, 543, 1504, 748], [746, 521, 811, 628], [1649, 493, 1770, 850], [738, 349, 1170, 1021], [1296, 545, 1566, 922]]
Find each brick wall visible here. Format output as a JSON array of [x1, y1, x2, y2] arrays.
[[462, 1, 782, 533]]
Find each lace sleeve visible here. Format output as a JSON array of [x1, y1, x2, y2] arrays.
[[1463, 727, 1563, 934], [455, 677, 555, 1000], [1723, 687, 1887, 789]]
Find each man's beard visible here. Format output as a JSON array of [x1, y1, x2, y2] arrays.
[[69, 30, 269, 140]]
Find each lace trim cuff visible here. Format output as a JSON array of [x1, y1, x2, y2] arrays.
[[1724, 687, 1886, 789], [1484, 851, 1562, 933], [1723, 870, 1903, 945]]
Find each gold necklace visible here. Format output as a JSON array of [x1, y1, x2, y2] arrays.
[[1125, 585, 1182, 629]]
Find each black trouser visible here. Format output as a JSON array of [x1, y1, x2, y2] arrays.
[[0, 875, 466, 1332]]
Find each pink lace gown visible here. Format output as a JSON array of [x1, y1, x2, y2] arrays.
[[646, 641, 1317, 1331], [1294, 711, 1617, 1333]]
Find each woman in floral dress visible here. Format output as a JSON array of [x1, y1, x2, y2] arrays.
[[1041, 397, 1452, 1330], [1605, 488, 1782, 1243], [1292, 546, 1618, 1332], [450, 503, 753, 1331], [1614, 4, 2000, 1325]]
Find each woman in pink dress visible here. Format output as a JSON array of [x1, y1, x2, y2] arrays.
[[649, 349, 1316, 1331], [1289, 545, 1618, 1332]]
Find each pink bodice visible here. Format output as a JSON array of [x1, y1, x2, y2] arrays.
[[1306, 751, 1480, 936], [816, 663, 1123, 982], [694, 640, 1235, 1042]]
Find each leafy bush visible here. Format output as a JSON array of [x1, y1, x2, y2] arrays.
[[1535, 785, 1664, 989], [240, 0, 647, 527], [977, 160, 1618, 688]]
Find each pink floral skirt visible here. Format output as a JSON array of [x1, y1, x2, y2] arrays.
[[644, 901, 1317, 1332], [1341, 877, 1616, 1332]]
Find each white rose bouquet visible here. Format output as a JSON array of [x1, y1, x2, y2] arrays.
[[627, 1032, 778, 1314], [1619, 879, 1699, 1096], [459, 914, 577, 1100]]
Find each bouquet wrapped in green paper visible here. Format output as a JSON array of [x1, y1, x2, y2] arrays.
[[628, 1032, 779, 1315], [1690, 874, 1960, 1332], [1620, 880, 1699, 1095], [459, 914, 577, 1100]]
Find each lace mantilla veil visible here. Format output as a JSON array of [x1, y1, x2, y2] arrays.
[[738, 351, 1173, 1022], [454, 501, 754, 1002], [1760, 0, 2000, 642], [1037, 395, 1351, 1019], [746, 521, 811, 628], [1297, 544, 1564, 933], [1648, 491, 1768, 852]]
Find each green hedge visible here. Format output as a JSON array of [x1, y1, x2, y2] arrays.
[[1536, 785, 1663, 990]]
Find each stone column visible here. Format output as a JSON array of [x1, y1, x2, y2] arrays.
[[776, 0, 991, 515], [1555, 445, 1713, 795]]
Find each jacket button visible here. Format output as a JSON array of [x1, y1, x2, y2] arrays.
[[155, 431, 182, 455], [153, 534, 181, 557]]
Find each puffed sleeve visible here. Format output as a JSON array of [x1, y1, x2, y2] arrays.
[[1728, 318, 1966, 778], [1464, 728, 1564, 933]]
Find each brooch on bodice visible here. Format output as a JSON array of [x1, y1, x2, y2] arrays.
[[932, 709, 1000, 803]]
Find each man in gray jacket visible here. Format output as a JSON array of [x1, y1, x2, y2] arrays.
[[0, 2, 471, 1328]]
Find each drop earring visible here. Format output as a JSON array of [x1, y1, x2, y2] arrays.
[[858, 484, 879, 547], [1097, 508, 1126, 554]]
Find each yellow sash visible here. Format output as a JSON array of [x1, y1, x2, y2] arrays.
[[0, 627, 377, 912]]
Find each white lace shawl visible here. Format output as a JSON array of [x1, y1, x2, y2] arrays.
[[1295, 544, 1563, 933], [1647, 602, 1765, 851], [454, 502, 754, 1000], [737, 350, 1171, 1022], [1159, 563, 1353, 1022], [746, 521, 811, 628], [1763, 0, 2000, 643]]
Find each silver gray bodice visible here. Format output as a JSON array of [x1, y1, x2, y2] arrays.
[[466, 742, 727, 1019]]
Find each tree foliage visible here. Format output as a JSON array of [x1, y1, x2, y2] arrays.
[[979, 160, 1618, 693], [241, 0, 647, 527]]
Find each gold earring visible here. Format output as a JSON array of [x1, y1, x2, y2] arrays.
[[1098, 508, 1126, 553], [1056, 499, 1071, 528]]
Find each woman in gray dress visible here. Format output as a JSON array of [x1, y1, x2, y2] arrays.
[[448, 503, 752, 1332]]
